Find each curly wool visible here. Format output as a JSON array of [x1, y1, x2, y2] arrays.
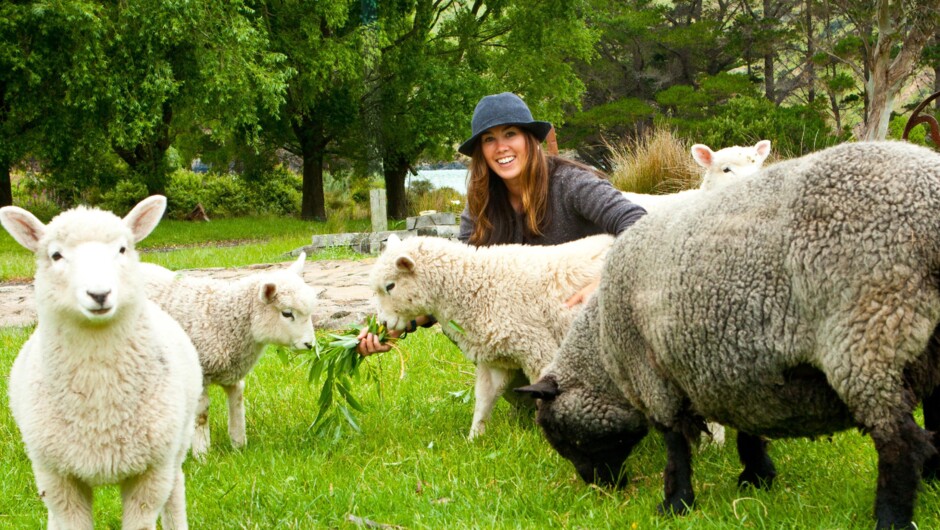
[[531, 141, 940, 528], [142, 256, 317, 456], [2, 197, 202, 528], [370, 233, 613, 438]]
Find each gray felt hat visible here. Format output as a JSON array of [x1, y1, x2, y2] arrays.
[[458, 92, 553, 156]]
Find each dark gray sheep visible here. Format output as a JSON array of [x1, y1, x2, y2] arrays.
[[518, 141, 940, 530]]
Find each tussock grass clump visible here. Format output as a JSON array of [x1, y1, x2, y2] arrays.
[[607, 128, 701, 195]]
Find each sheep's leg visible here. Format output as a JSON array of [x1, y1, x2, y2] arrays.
[[191, 389, 211, 459], [922, 387, 940, 482], [121, 464, 178, 530], [468, 365, 513, 440], [869, 415, 934, 530], [658, 429, 694, 516], [35, 469, 93, 530], [736, 431, 776, 489], [159, 467, 189, 530], [223, 380, 247, 449]]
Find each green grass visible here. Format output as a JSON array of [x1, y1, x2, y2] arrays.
[[0, 216, 373, 282], [1, 326, 939, 529]]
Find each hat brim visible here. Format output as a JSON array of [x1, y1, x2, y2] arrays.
[[457, 121, 553, 157]]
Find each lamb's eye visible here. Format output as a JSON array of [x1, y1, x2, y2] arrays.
[[119, 246, 126, 254], [51, 251, 63, 261], [722, 167, 732, 173], [281, 310, 295, 320], [385, 283, 395, 294]]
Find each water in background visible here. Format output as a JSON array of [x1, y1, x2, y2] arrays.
[[411, 168, 469, 195]]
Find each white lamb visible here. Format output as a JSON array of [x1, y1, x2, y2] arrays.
[[622, 140, 771, 210], [1, 196, 202, 529], [140, 253, 317, 457], [369, 233, 614, 439]]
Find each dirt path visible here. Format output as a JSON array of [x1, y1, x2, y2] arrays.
[[0, 259, 376, 331]]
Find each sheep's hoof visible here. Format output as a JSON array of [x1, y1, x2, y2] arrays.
[[922, 455, 940, 483], [737, 466, 776, 490], [657, 493, 694, 516]]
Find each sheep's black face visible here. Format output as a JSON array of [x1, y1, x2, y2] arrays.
[[517, 376, 649, 488]]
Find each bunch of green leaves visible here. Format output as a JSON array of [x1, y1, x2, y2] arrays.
[[298, 315, 393, 439]]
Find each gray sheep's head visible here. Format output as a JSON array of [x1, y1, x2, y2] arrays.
[[516, 374, 648, 488]]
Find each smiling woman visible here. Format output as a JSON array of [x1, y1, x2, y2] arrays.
[[457, 92, 646, 248], [356, 92, 647, 357]]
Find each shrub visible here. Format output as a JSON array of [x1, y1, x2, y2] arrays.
[[11, 173, 63, 222], [99, 179, 150, 215], [408, 186, 465, 217], [607, 128, 700, 194], [663, 96, 844, 158], [164, 166, 303, 219]]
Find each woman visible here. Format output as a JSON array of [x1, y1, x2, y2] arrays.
[[358, 92, 646, 355]]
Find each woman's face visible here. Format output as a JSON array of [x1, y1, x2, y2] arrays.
[[480, 125, 529, 183]]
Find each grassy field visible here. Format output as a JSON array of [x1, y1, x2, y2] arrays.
[[1, 325, 939, 528], [1, 213, 939, 528]]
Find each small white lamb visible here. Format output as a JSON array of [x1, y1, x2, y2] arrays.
[[622, 140, 772, 210], [141, 253, 317, 457], [1, 196, 202, 529], [369, 233, 614, 439]]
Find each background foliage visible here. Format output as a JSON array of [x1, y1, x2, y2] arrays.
[[3, 0, 937, 218]]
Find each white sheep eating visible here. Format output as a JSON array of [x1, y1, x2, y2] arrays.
[[622, 139, 771, 211], [140, 253, 317, 457], [369, 233, 613, 439], [1, 196, 202, 529]]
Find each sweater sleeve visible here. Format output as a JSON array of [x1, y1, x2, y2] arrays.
[[458, 205, 474, 243], [563, 167, 647, 235]]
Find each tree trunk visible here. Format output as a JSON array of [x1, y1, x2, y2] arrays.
[[382, 152, 409, 220], [0, 156, 12, 207], [858, 0, 937, 141], [293, 115, 328, 221], [763, 0, 775, 102], [805, 0, 815, 104], [113, 102, 174, 195]]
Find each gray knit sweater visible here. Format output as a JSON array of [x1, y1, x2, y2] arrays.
[[458, 161, 647, 246]]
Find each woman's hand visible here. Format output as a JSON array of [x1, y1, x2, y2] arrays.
[[565, 279, 600, 308], [356, 314, 436, 357], [356, 326, 401, 356]]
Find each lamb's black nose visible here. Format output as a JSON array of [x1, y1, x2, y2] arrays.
[[87, 290, 111, 306]]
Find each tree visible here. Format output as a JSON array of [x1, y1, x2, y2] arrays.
[[368, 0, 597, 219], [824, 0, 940, 140], [253, 0, 367, 221], [0, 2, 105, 206]]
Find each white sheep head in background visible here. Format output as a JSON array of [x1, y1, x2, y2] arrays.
[[0, 196, 165, 326], [693, 139, 771, 191], [250, 252, 317, 350]]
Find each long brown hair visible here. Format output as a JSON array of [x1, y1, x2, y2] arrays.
[[466, 129, 551, 246]]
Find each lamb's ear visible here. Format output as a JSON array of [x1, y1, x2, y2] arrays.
[[690, 144, 714, 169], [288, 251, 306, 276], [386, 233, 403, 251], [259, 282, 278, 304], [754, 139, 771, 161], [124, 195, 167, 243], [0, 206, 46, 253], [395, 255, 416, 272], [515, 376, 560, 401]]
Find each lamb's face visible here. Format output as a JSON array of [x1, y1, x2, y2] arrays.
[[695, 140, 771, 191], [0, 196, 165, 326], [252, 273, 317, 350], [37, 210, 142, 324], [369, 246, 428, 331], [520, 374, 649, 488]]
